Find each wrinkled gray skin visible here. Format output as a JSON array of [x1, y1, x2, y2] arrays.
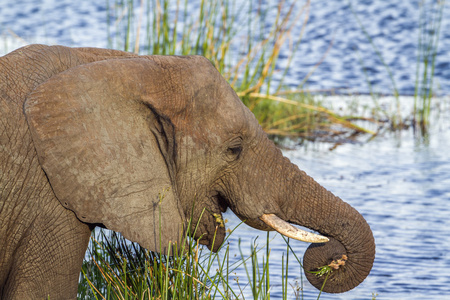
[[0, 45, 375, 299]]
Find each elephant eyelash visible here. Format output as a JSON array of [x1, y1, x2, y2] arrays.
[[225, 138, 243, 161]]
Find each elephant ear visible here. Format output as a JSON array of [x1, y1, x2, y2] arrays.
[[24, 58, 186, 254]]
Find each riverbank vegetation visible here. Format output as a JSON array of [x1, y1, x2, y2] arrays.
[[105, 0, 377, 142]]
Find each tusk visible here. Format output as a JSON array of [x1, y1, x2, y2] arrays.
[[259, 214, 329, 243]]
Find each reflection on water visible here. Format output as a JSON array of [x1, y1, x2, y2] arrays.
[[223, 107, 450, 299]]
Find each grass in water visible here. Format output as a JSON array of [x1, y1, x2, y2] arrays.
[[350, 0, 446, 134], [105, 0, 374, 140]]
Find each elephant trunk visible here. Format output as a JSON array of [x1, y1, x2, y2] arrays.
[[254, 144, 375, 293], [281, 159, 374, 293]]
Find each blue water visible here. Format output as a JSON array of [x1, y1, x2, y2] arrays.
[[2, 0, 450, 298]]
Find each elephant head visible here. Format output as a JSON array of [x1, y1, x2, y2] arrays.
[[24, 53, 375, 293]]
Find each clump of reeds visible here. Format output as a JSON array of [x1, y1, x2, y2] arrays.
[[105, 0, 372, 140]]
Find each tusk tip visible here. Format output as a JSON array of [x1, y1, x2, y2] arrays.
[[318, 236, 330, 243]]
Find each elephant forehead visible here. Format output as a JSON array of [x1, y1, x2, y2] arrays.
[[210, 82, 250, 121]]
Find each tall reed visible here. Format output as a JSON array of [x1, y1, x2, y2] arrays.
[[413, 0, 445, 132]]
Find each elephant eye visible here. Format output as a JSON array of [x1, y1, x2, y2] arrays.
[[225, 139, 243, 161]]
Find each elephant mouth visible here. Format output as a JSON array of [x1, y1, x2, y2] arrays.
[[191, 192, 228, 251], [215, 192, 229, 213]]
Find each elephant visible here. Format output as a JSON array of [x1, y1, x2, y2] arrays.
[[0, 44, 375, 299]]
